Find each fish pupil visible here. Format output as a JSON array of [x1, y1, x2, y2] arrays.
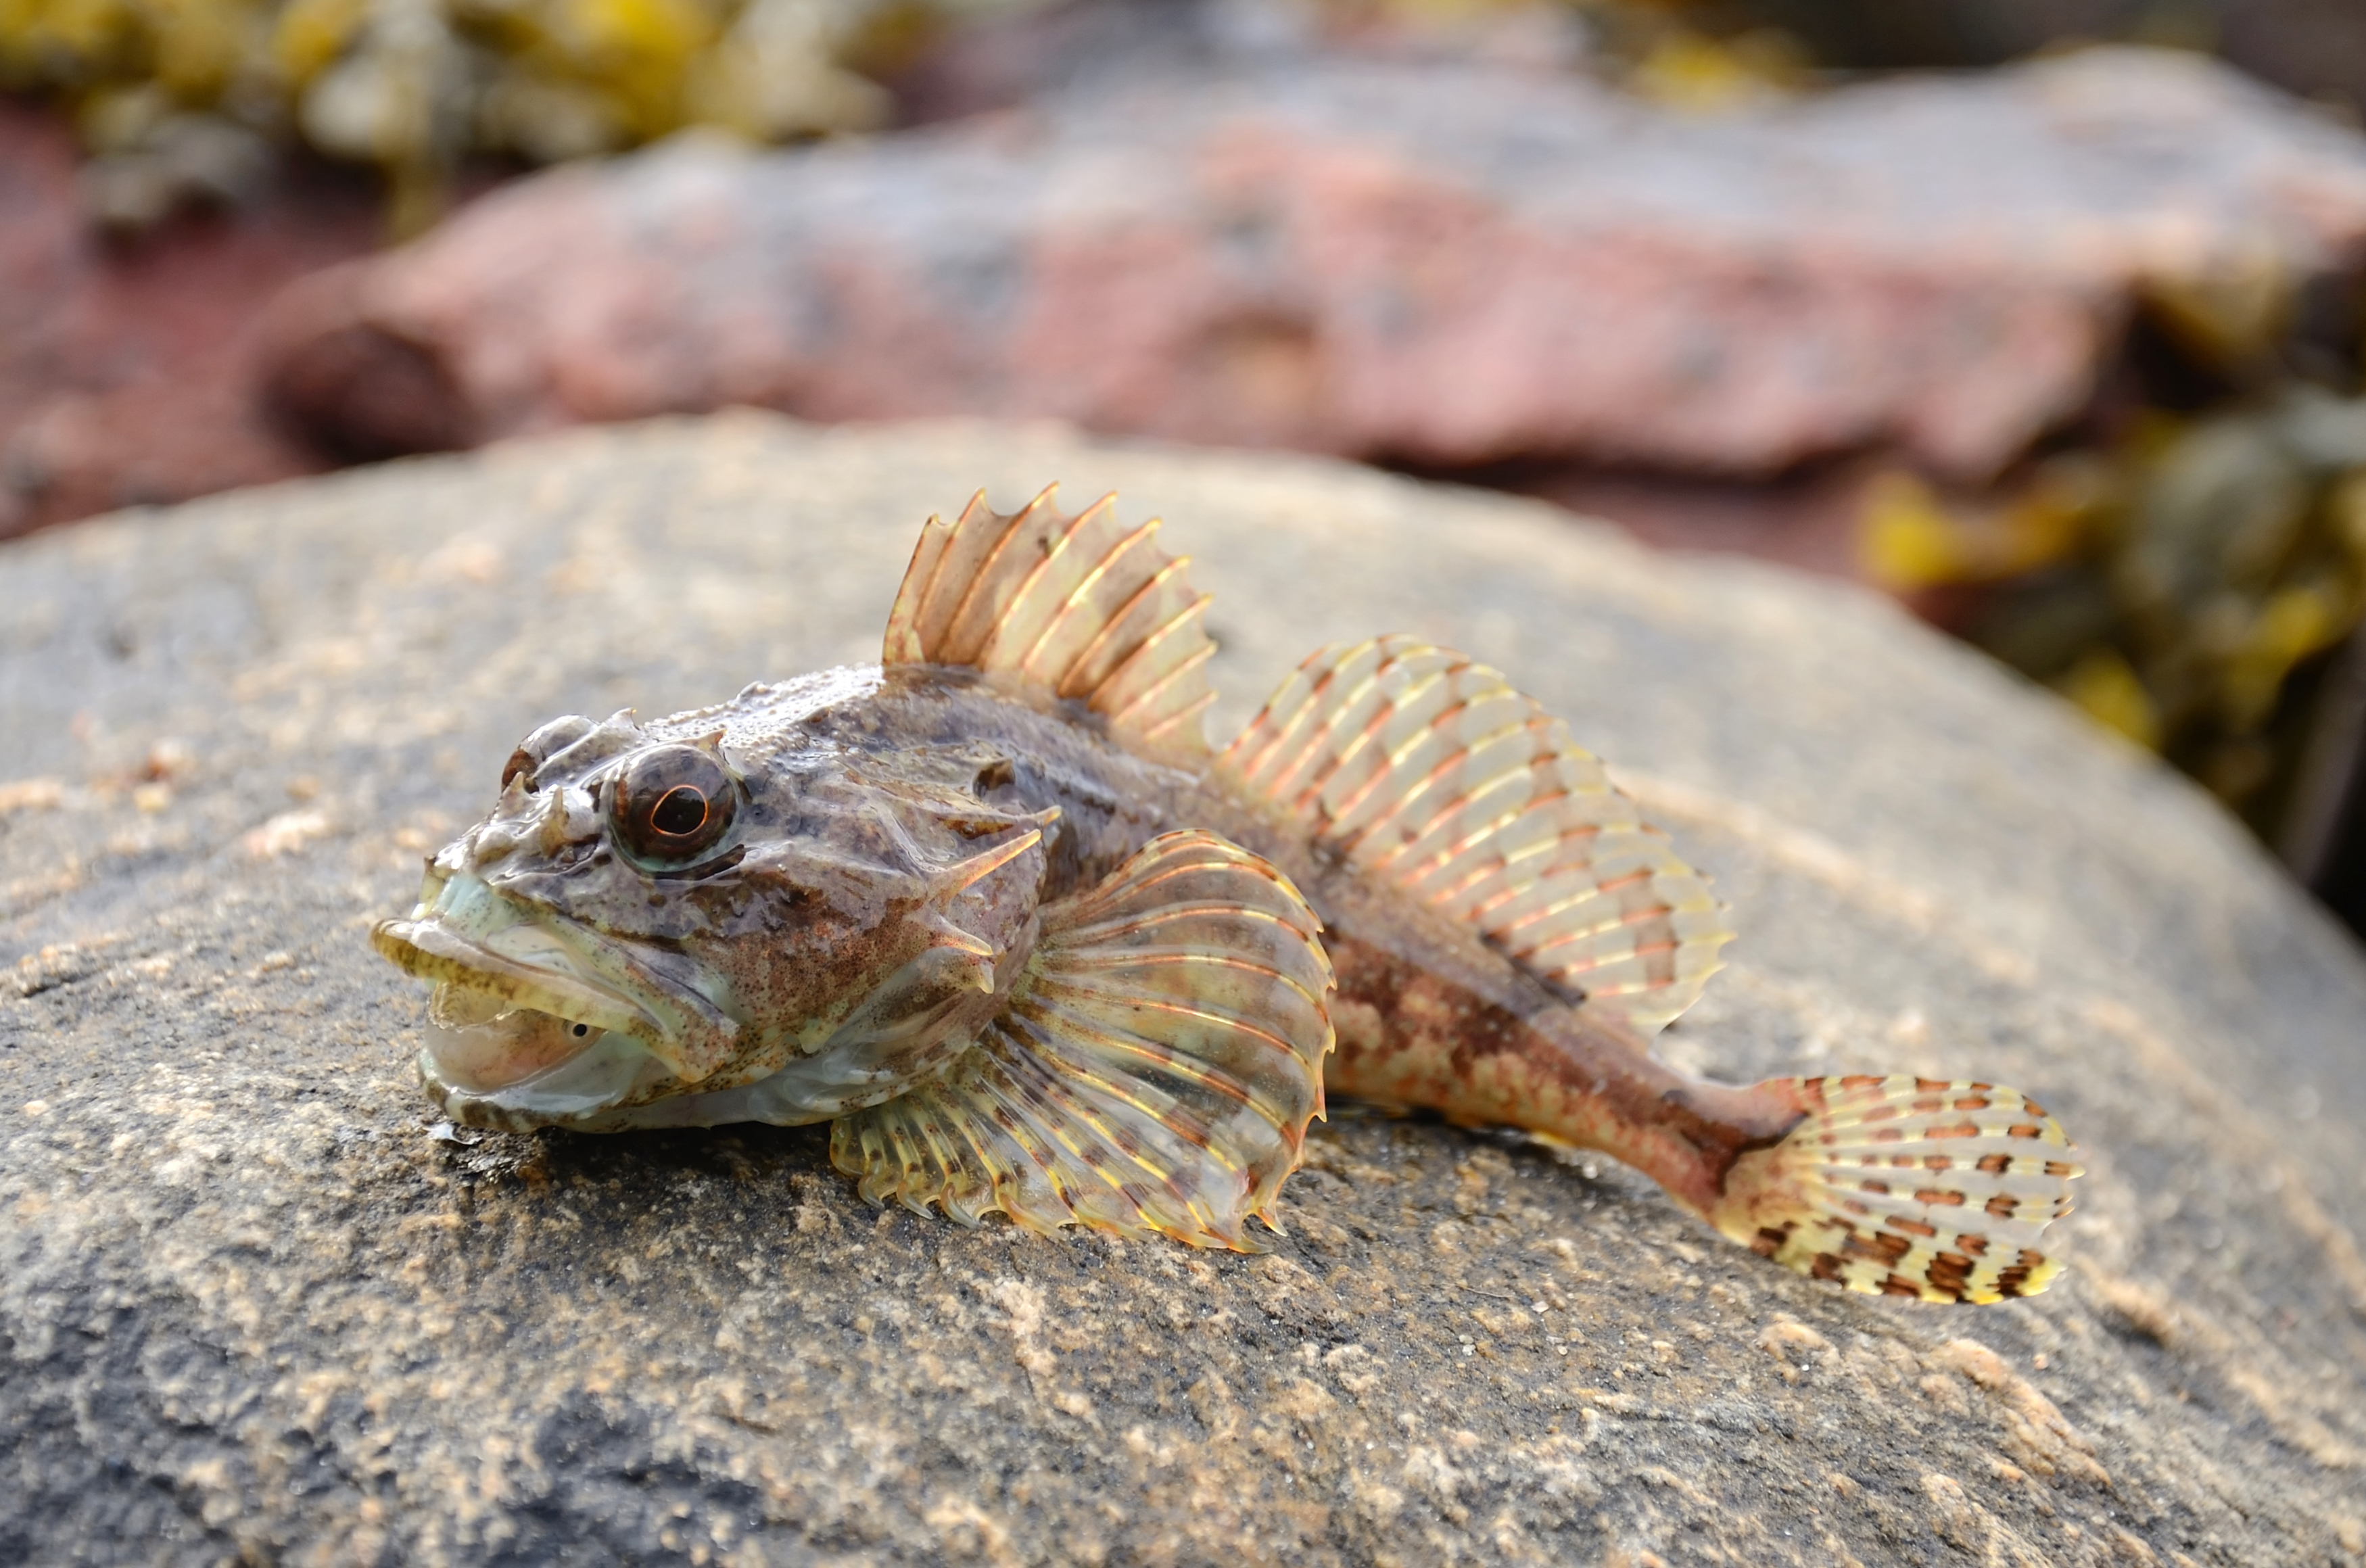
[[651, 786, 707, 836], [610, 744, 736, 862], [571, 1022, 590, 1038]]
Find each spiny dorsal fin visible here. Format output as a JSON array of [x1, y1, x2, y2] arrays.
[[1222, 635, 1732, 1035], [1709, 1075, 2082, 1304], [884, 485, 1217, 757], [828, 830, 1335, 1250]]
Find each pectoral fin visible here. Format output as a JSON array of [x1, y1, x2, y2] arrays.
[[829, 830, 1335, 1250]]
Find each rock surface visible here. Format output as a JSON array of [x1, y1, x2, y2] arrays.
[[4, 414, 2366, 1565], [258, 49, 2366, 483]]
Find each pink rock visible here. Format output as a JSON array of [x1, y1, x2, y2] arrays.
[[260, 48, 2366, 481], [0, 101, 381, 538]]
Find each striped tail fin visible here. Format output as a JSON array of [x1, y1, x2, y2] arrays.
[[1711, 1075, 2082, 1303]]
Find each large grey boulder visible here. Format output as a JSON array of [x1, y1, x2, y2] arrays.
[[3, 414, 2363, 1564]]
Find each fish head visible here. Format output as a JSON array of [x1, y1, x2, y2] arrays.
[[371, 669, 1053, 1131]]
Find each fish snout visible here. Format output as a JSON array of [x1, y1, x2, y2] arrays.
[[370, 879, 747, 1089], [367, 916, 655, 1041]]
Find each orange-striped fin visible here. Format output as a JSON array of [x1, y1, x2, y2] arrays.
[[883, 485, 1218, 757], [1221, 636, 1732, 1034], [1710, 1076, 2082, 1304], [828, 830, 1335, 1250]]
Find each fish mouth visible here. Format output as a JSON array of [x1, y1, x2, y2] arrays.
[[371, 918, 665, 1046], [371, 916, 673, 1113], [369, 872, 734, 1121]]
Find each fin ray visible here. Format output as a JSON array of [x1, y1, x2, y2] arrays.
[[1709, 1075, 2082, 1303], [830, 831, 1335, 1250], [883, 486, 1217, 757], [1223, 636, 1733, 1034]]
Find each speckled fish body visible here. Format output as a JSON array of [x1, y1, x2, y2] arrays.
[[392, 666, 1192, 1130], [374, 488, 2081, 1298]]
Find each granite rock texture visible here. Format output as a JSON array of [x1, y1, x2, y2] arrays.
[[3, 414, 2366, 1565], [257, 49, 2366, 482]]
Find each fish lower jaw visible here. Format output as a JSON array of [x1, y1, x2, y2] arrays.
[[424, 998, 612, 1093], [420, 1025, 680, 1132]]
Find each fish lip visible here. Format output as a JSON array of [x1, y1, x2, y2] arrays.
[[371, 871, 742, 1083], [371, 917, 667, 1042], [418, 1031, 678, 1131]]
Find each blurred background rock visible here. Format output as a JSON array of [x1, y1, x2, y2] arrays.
[[6, 0, 2366, 936]]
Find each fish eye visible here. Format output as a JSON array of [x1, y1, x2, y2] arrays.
[[612, 745, 737, 863]]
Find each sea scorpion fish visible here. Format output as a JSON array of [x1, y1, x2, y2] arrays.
[[373, 488, 2082, 1302]]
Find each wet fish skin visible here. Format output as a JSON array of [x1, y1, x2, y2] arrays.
[[378, 663, 1187, 1125], [372, 485, 2081, 1300]]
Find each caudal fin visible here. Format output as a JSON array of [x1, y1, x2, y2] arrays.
[[1710, 1075, 2081, 1303]]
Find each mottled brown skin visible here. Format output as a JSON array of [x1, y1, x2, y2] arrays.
[[1316, 941, 1804, 1218], [1160, 785, 1809, 1224], [397, 660, 1804, 1214], [832, 673, 1812, 1224]]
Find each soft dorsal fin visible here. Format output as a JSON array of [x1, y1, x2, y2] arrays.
[[884, 485, 1217, 757], [1221, 636, 1733, 1035]]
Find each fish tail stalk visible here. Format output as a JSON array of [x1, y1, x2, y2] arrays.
[[1318, 968, 2083, 1302], [1701, 1074, 2083, 1303]]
